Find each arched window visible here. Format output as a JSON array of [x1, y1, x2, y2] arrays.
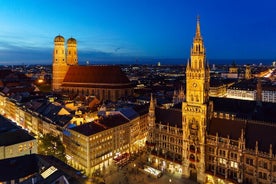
[[189, 154, 195, 161], [190, 145, 195, 152]]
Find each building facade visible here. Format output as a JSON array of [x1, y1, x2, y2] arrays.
[[52, 35, 69, 91], [0, 116, 37, 160], [52, 36, 133, 101], [226, 88, 256, 101], [146, 17, 276, 184], [63, 113, 148, 176], [226, 79, 276, 103], [182, 16, 212, 183], [245, 65, 252, 80]]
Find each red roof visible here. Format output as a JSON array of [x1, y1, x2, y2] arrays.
[[61, 83, 132, 89], [63, 65, 131, 84]]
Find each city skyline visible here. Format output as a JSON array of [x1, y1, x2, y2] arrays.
[[0, 0, 276, 65]]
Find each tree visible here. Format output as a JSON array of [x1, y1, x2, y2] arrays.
[[38, 133, 67, 162]]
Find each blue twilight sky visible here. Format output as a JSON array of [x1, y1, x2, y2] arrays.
[[0, 0, 276, 65]]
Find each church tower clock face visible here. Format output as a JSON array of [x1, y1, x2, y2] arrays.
[[193, 83, 197, 88]]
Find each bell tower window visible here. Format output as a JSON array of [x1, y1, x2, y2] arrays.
[[199, 60, 202, 68]]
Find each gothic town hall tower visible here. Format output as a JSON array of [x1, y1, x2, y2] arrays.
[[182, 17, 213, 183]]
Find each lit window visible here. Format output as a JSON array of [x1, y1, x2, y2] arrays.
[[219, 158, 227, 165], [230, 161, 238, 168]]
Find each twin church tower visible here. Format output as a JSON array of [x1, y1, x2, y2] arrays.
[[52, 36, 133, 101], [52, 36, 78, 91]]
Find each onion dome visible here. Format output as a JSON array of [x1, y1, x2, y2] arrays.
[[54, 35, 65, 42], [67, 37, 77, 44]]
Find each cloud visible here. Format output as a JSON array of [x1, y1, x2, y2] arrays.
[[0, 40, 139, 65], [0, 40, 52, 64]]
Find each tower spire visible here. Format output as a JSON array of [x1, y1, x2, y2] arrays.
[[150, 93, 155, 110], [195, 15, 201, 39]]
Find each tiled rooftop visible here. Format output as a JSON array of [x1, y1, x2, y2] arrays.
[[70, 114, 129, 136], [63, 65, 131, 84], [0, 115, 35, 146], [155, 107, 182, 128]]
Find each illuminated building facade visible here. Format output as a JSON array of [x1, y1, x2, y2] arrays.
[[63, 112, 148, 176], [262, 88, 276, 103], [52, 35, 69, 91], [146, 17, 276, 184], [227, 78, 276, 103], [226, 87, 256, 101], [182, 16, 212, 183], [229, 62, 238, 74], [209, 84, 227, 98], [173, 86, 186, 104], [0, 115, 37, 160], [221, 62, 239, 79], [52, 36, 133, 101], [245, 65, 252, 80]]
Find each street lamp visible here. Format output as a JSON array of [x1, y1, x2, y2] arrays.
[[169, 178, 172, 183], [134, 163, 137, 174]]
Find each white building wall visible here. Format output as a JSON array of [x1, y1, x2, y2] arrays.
[[262, 90, 276, 103], [0, 139, 37, 160], [226, 89, 256, 101]]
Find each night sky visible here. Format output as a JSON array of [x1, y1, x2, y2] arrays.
[[0, 0, 276, 65]]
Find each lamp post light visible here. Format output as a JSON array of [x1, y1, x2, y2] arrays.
[[134, 163, 137, 174], [169, 178, 172, 183]]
